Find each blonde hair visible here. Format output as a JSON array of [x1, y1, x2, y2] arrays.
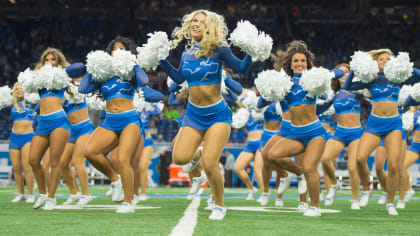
[[12, 83, 25, 113], [34, 47, 70, 70], [171, 9, 228, 58], [368, 49, 393, 61]]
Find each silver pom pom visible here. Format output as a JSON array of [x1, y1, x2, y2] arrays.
[[384, 52, 413, 84], [229, 20, 273, 62], [299, 67, 333, 98], [254, 69, 292, 102], [112, 49, 136, 81], [133, 91, 146, 112], [275, 102, 283, 117], [350, 51, 379, 83], [398, 85, 413, 106], [232, 108, 250, 129], [86, 50, 114, 82], [24, 92, 40, 104], [411, 83, 420, 102], [136, 31, 171, 70], [402, 111, 414, 131], [18, 68, 37, 93], [251, 110, 265, 121], [26, 64, 72, 91], [65, 82, 85, 104], [86, 94, 106, 111], [241, 90, 258, 110], [167, 77, 188, 94], [0, 86, 12, 109]]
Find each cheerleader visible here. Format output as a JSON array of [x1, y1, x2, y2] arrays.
[[317, 64, 363, 209], [158, 10, 259, 220], [263, 41, 344, 216], [343, 49, 420, 215], [79, 36, 150, 213], [60, 75, 95, 206], [2, 84, 35, 203]]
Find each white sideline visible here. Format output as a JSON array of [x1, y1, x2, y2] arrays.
[[169, 197, 201, 236]]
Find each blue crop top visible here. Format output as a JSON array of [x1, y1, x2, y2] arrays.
[[160, 44, 252, 88], [39, 88, 66, 99], [285, 74, 317, 107], [245, 116, 264, 132], [343, 70, 420, 103], [140, 105, 161, 130], [264, 102, 282, 122], [63, 97, 88, 115], [11, 101, 35, 122], [333, 90, 361, 116]]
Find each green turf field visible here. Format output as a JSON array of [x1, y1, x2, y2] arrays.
[[0, 186, 419, 235]]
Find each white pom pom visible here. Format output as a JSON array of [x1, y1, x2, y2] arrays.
[[384, 52, 414, 84], [17, 68, 37, 93], [112, 49, 136, 81], [255, 69, 292, 102], [65, 82, 85, 104], [322, 106, 335, 116], [316, 88, 335, 105], [220, 71, 228, 95], [0, 86, 12, 109], [144, 102, 156, 112], [155, 101, 164, 112], [167, 77, 188, 93], [350, 51, 379, 83], [86, 94, 106, 111], [241, 90, 258, 110], [86, 50, 114, 82], [251, 110, 265, 121], [411, 83, 420, 102], [31, 64, 71, 91], [398, 85, 413, 106], [402, 111, 415, 131], [299, 67, 333, 98], [275, 102, 283, 117], [133, 91, 146, 112], [232, 108, 250, 129], [24, 92, 40, 104], [229, 20, 273, 62], [136, 31, 171, 70]]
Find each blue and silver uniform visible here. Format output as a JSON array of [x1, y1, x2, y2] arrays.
[[260, 102, 282, 149], [9, 101, 35, 149], [243, 116, 263, 153], [141, 105, 161, 148], [283, 74, 326, 147], [63, 96, 95, 142], [160, 43, 252, 130], [408, 109, 420, 153]]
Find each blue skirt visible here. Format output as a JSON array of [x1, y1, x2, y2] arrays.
[[9, 131, 33, 149], [69, 119, 95, 142], [365, 113, 402, 136], [183, 99, 232, 130], [35, 110, 71, 136], [275, 120, 291, 137], [144, 137, 155, 148], [260, 129, 277, 150], [285, 120, 326, 147], [330, 125, 363, 146], [243, 139, 260, 153], [408, 141, 420, 153], [99, 109, 144, 138]]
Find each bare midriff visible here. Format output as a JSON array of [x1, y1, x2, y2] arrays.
[[371, 101, 398, 117], [188, 83, 222, 106], [264, 121, 281, 131], [337, 113, 361, 128], [12, 120, 33, 133], [106, 98, 135, 113], [289, 104, 318, 126], [248, 130, 262, 140], [68, 108, 89, 125], [40, 97, 64, 115]]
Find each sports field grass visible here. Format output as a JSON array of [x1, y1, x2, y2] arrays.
[[1, 186, 419, 235]]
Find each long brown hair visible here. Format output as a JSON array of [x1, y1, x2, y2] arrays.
[[271, 40, 315, 76], [331, 63, 350, 92], [34, 47, 70, 70]]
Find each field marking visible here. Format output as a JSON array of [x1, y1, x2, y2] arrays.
[[53, 204, 160, 210], [227, 206, 341, 213], [169, 196, 201, 236]]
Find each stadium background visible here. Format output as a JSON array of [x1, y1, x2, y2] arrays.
[[0, 0, 420, 187]]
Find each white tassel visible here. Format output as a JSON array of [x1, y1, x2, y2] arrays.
[[136, 31, 171, 70], [17, 68, 36, 93], [251, 110, 265, 121], [299, 67, 333, 98], [64, 82, 85, 104], [86, 94, 106, 111], [86, 50, 114, 82], [402, 111, 415, 131], [232, 108, 250, 129], [322, 106, 335, 116], [229, 20, 273, 62], [254, 69, 292, 102], [24, 92, 40, 104], [350, 51, 379, 83], [241, 90, 258, 110], [411, 83, 420, 102], [167, 77, 188, 93], [220, 70, 228, 95], [112, 49, 136, 81], [133, 91, 146, 112], [398, 85, 413, 106], [275, 102, 283, 117], [384, 52, 413, 84], [316, 88, 335, 105], [144, 102, 156, 112], [0, 86, 12, 109], [23, 64, 71, 92]]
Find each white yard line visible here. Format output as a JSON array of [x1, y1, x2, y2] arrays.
[[169, 197, 201, 236]]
